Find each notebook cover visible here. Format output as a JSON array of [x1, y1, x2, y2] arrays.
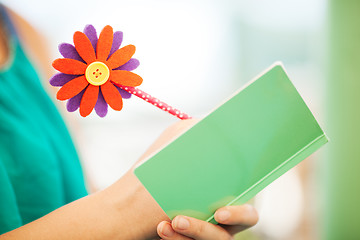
[[134, 62, 328, 223]]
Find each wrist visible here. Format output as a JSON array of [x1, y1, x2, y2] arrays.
[[101, 170, 169, 239]]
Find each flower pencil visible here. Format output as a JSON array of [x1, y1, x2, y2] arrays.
[[49, 25, 191, 119]]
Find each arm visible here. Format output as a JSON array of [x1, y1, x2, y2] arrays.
[[0, 120, 258, 240], [0, 120, 199, 239], [0, 171, 168, 240]]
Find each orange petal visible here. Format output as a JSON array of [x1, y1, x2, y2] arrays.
[[106, 45, 135, 69], [101, 81, 123, 111], [53, 58, 87, 75], [56, 75, 88, 100], [110, 70, 143, 87], [74, 31, 96, 64], [96, 25, 113, 61], [79, 85, 99, 117]]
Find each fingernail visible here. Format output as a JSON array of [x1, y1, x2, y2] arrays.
[[243, 204, 255, 213], [174, 216, 190, 230], [160, 222, 175, 237], [215, 210, 231, 222]]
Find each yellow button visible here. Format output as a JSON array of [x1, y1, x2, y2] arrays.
[[85, 61, 110, 86]]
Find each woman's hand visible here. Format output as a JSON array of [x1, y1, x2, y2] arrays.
[[136, 119, 259, 239], [157, 205, 258, 240]]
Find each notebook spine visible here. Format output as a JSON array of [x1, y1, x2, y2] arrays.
[[206, 133, 328, 223]]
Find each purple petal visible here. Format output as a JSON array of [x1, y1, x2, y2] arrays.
[[114, 58, 140, 71], [58, 43, 84, 62], [109, 31, 123, 57], [94, 89, 108, 117], [115, 85, 132, 99], [84, 24, 98, 52], [50, 73, 79, 87], [67, 89, 85, 112]]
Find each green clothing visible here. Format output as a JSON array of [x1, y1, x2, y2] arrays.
[[0, 6, 87, 234]]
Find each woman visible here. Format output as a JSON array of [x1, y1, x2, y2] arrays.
[[0, 4, 258, 239]]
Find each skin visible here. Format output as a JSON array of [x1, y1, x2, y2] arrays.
[[0, 6, 259, 240], [141, 120, 259, 240]]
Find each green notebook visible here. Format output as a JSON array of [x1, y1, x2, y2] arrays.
[[134, 63, 328, 223]]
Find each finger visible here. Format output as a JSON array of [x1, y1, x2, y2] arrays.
[[214, 204, 259, 227], [157, 221, 193, 240], [219, 224, 251, 236], [171, 216, 233, 240]]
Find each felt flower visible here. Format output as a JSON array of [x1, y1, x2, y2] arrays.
[[50, 25, 142, 117]]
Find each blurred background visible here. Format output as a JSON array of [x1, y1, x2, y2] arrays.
[[2, 0, 359, 239]]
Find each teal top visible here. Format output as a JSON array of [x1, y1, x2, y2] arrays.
[[0, 6, 87, 234]]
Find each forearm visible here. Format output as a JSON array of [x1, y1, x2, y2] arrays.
[[0, 120, 197, 240], [0, 171, 168, 240]]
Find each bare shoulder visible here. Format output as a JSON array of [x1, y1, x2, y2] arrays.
[[4, 6, 73, 119], [5, 6, 53, 78]]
